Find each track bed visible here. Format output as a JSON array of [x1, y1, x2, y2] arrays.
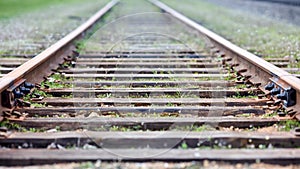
[[0, 0, 299, 167]]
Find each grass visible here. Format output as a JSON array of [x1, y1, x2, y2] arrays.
[[97, 93, 112, 98], [232, 91, 258, 99], [31, 88, 48, 97], [22, 89, 49, 108], [180, 141, 188, 149], [161, 0, 300, 59], [79, 162, 96, 169], [41, 73, 73, 89], [30, 102, 46, 108], [89, 124, 217, 132], [0, 120, 25, 131], [75, 40, 86, 53], [170, 124, 216, 132], [0, 120, 44, 132], [0, 0, 110, 55], [0, 0, 85, 20], [279, 120, 300, 131]]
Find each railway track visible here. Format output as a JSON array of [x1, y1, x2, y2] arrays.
[[0, 0, 300, 167]]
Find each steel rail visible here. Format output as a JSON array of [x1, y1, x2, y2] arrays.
[[0, 0, 299, 166], [0, 0, 119, 111], [148, 0, 300, 113]]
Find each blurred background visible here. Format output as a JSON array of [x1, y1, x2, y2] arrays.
[[0, 0, 299, 62]]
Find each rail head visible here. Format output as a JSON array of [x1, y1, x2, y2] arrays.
[[149, 0, 300, 111], [0, 0, 119, 111]]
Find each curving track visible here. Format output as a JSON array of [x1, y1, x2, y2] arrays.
[[0, 0, 300, 167]]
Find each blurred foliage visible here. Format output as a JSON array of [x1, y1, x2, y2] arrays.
[[0, 0, 83, 19]]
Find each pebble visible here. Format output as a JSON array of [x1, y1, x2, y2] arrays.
[[236, 163, 243, 169], [83, 143, 97, 150], [57, 144, 65, 150], [203, 160, 210, 167], [46, 128, 57, 133], [88, 112, 100, 118], [47, 142, 57, 149]]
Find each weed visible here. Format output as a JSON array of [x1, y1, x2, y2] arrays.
[[235, 84, 247, 89], [166, 102, 175, 107], [261, 112, 277, 118], [32, 89, 48, 97], [79, 161, 94, 169], [55, 126, 61, 131], [51, 73, 67, 81], [62, 94, 73, 98], [97, 93, 112, 98], [180, 141, 188, 149], [0, 120, 26, 132], [170, 124, 216, 132], [233, 91, 241, 98], [109, 126, 133, 132], [41, 73, 72, 89], [75, 40, 86, 53], [22, 89, 49, 107], [31, 102, 46, 108], [193, 125, 214, 132], [232, 91, 257, 99], [279, 120, 300, 131], [23, 94, 32, 102], [28, 128, 42, 132]]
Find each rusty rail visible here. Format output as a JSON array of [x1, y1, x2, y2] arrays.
[[0, 0, 299, 166], [0, 0, 119, 112], [149, 0, 300, 114]]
